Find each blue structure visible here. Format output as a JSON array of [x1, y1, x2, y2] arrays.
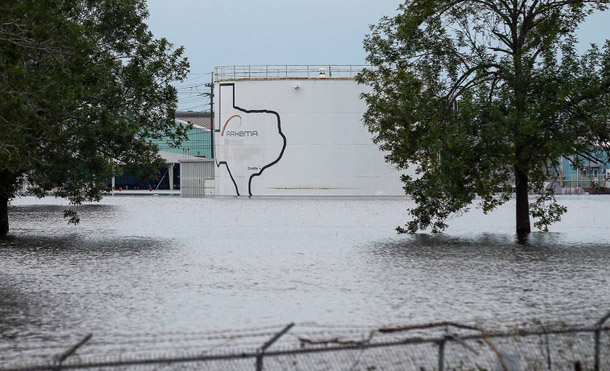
[[149, 120, 212, 159], [110, 114, 213, 191], [558, 153, 610, 192]]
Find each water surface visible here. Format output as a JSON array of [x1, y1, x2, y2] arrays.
[[1, 195, 610, 363]]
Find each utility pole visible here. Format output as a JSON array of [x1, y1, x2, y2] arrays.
[[205, 72, 215, 159]]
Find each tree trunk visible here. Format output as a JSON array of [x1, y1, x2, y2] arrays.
[[0, 170, 15, 238], [515, 167, 531, 238], [0, 195, 8, 237]]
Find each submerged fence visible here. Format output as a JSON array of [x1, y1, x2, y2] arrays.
[[2, 312, 610, 371]]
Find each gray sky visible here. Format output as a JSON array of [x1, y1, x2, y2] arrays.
[[145, 0, 610, 111]]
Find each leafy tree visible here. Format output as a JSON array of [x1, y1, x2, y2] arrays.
[[357, 0, 610, 237], [0, 0, 189, 236]]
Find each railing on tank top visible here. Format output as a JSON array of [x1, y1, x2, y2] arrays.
[[214, 64, 367, 81]]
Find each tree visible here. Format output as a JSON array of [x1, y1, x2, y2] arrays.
[[0, 0, 189, 236], [357, 0, 610, 238]]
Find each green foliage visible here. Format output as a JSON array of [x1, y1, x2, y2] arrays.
[[0, 0, 189, 234], [358, 0, 610, 234], [530, 193, 568, 231]]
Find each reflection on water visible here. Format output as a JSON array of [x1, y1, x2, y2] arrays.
[[1, 195, 610, 363], [367, 233, 610, 326]]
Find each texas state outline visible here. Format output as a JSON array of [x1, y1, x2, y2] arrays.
[[215, 83, 287, 196]]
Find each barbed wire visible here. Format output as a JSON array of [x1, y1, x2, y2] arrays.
[[2, 313, 610, 370]]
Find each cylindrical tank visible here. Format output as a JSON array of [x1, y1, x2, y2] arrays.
[[213, 65, 411, 196]]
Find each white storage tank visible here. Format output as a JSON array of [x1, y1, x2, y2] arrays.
[[213, 65, 411, 196]]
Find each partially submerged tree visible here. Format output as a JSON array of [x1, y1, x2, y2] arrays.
[[358, 0, 610, 237], [0, 0, 189, 237]]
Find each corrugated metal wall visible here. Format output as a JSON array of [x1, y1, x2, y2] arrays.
[[180, 160, 215, 197]]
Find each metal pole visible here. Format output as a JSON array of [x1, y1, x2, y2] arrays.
[[179, 162, 183, 195], [255, 323, 294, 371], [169, 164, 174, 190], [209, 73, 215, 159], [594, 329, 601, 371], [560, 156, 564, 188], [594, 310, 610, 371], [438, 337, 446, 371], [255, 351, 263, 371], [545, 332, 552, 370], [53, 334, 92, 370]]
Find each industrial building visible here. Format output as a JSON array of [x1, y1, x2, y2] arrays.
[[112, 65, 411, 196], [111, 111, 213, 192], [212, 65, 410, 196]]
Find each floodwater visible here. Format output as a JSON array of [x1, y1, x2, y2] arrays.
[[1, 195, 610, 364]]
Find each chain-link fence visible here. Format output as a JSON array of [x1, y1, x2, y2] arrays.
[[2, 312, 610, 371]]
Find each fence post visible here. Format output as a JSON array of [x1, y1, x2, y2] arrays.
[[53, 334, 92, 371], [594, 329, 601, 371], [255, 350, 264, 371], [438, 336, 446, 371], [255, 323, 294, 371], [595, 310, 610, 371]]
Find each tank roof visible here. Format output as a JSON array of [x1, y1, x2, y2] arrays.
[[214, 65, 366, 82]]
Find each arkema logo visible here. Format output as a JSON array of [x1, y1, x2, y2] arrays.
[[221, 114, 258, 137], [226, 130, 258, 137]]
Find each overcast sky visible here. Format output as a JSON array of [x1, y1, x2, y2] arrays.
[[145, 0, 610, 110]]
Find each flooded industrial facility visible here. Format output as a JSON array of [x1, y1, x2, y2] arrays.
[[1, 195, 610, 366]]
